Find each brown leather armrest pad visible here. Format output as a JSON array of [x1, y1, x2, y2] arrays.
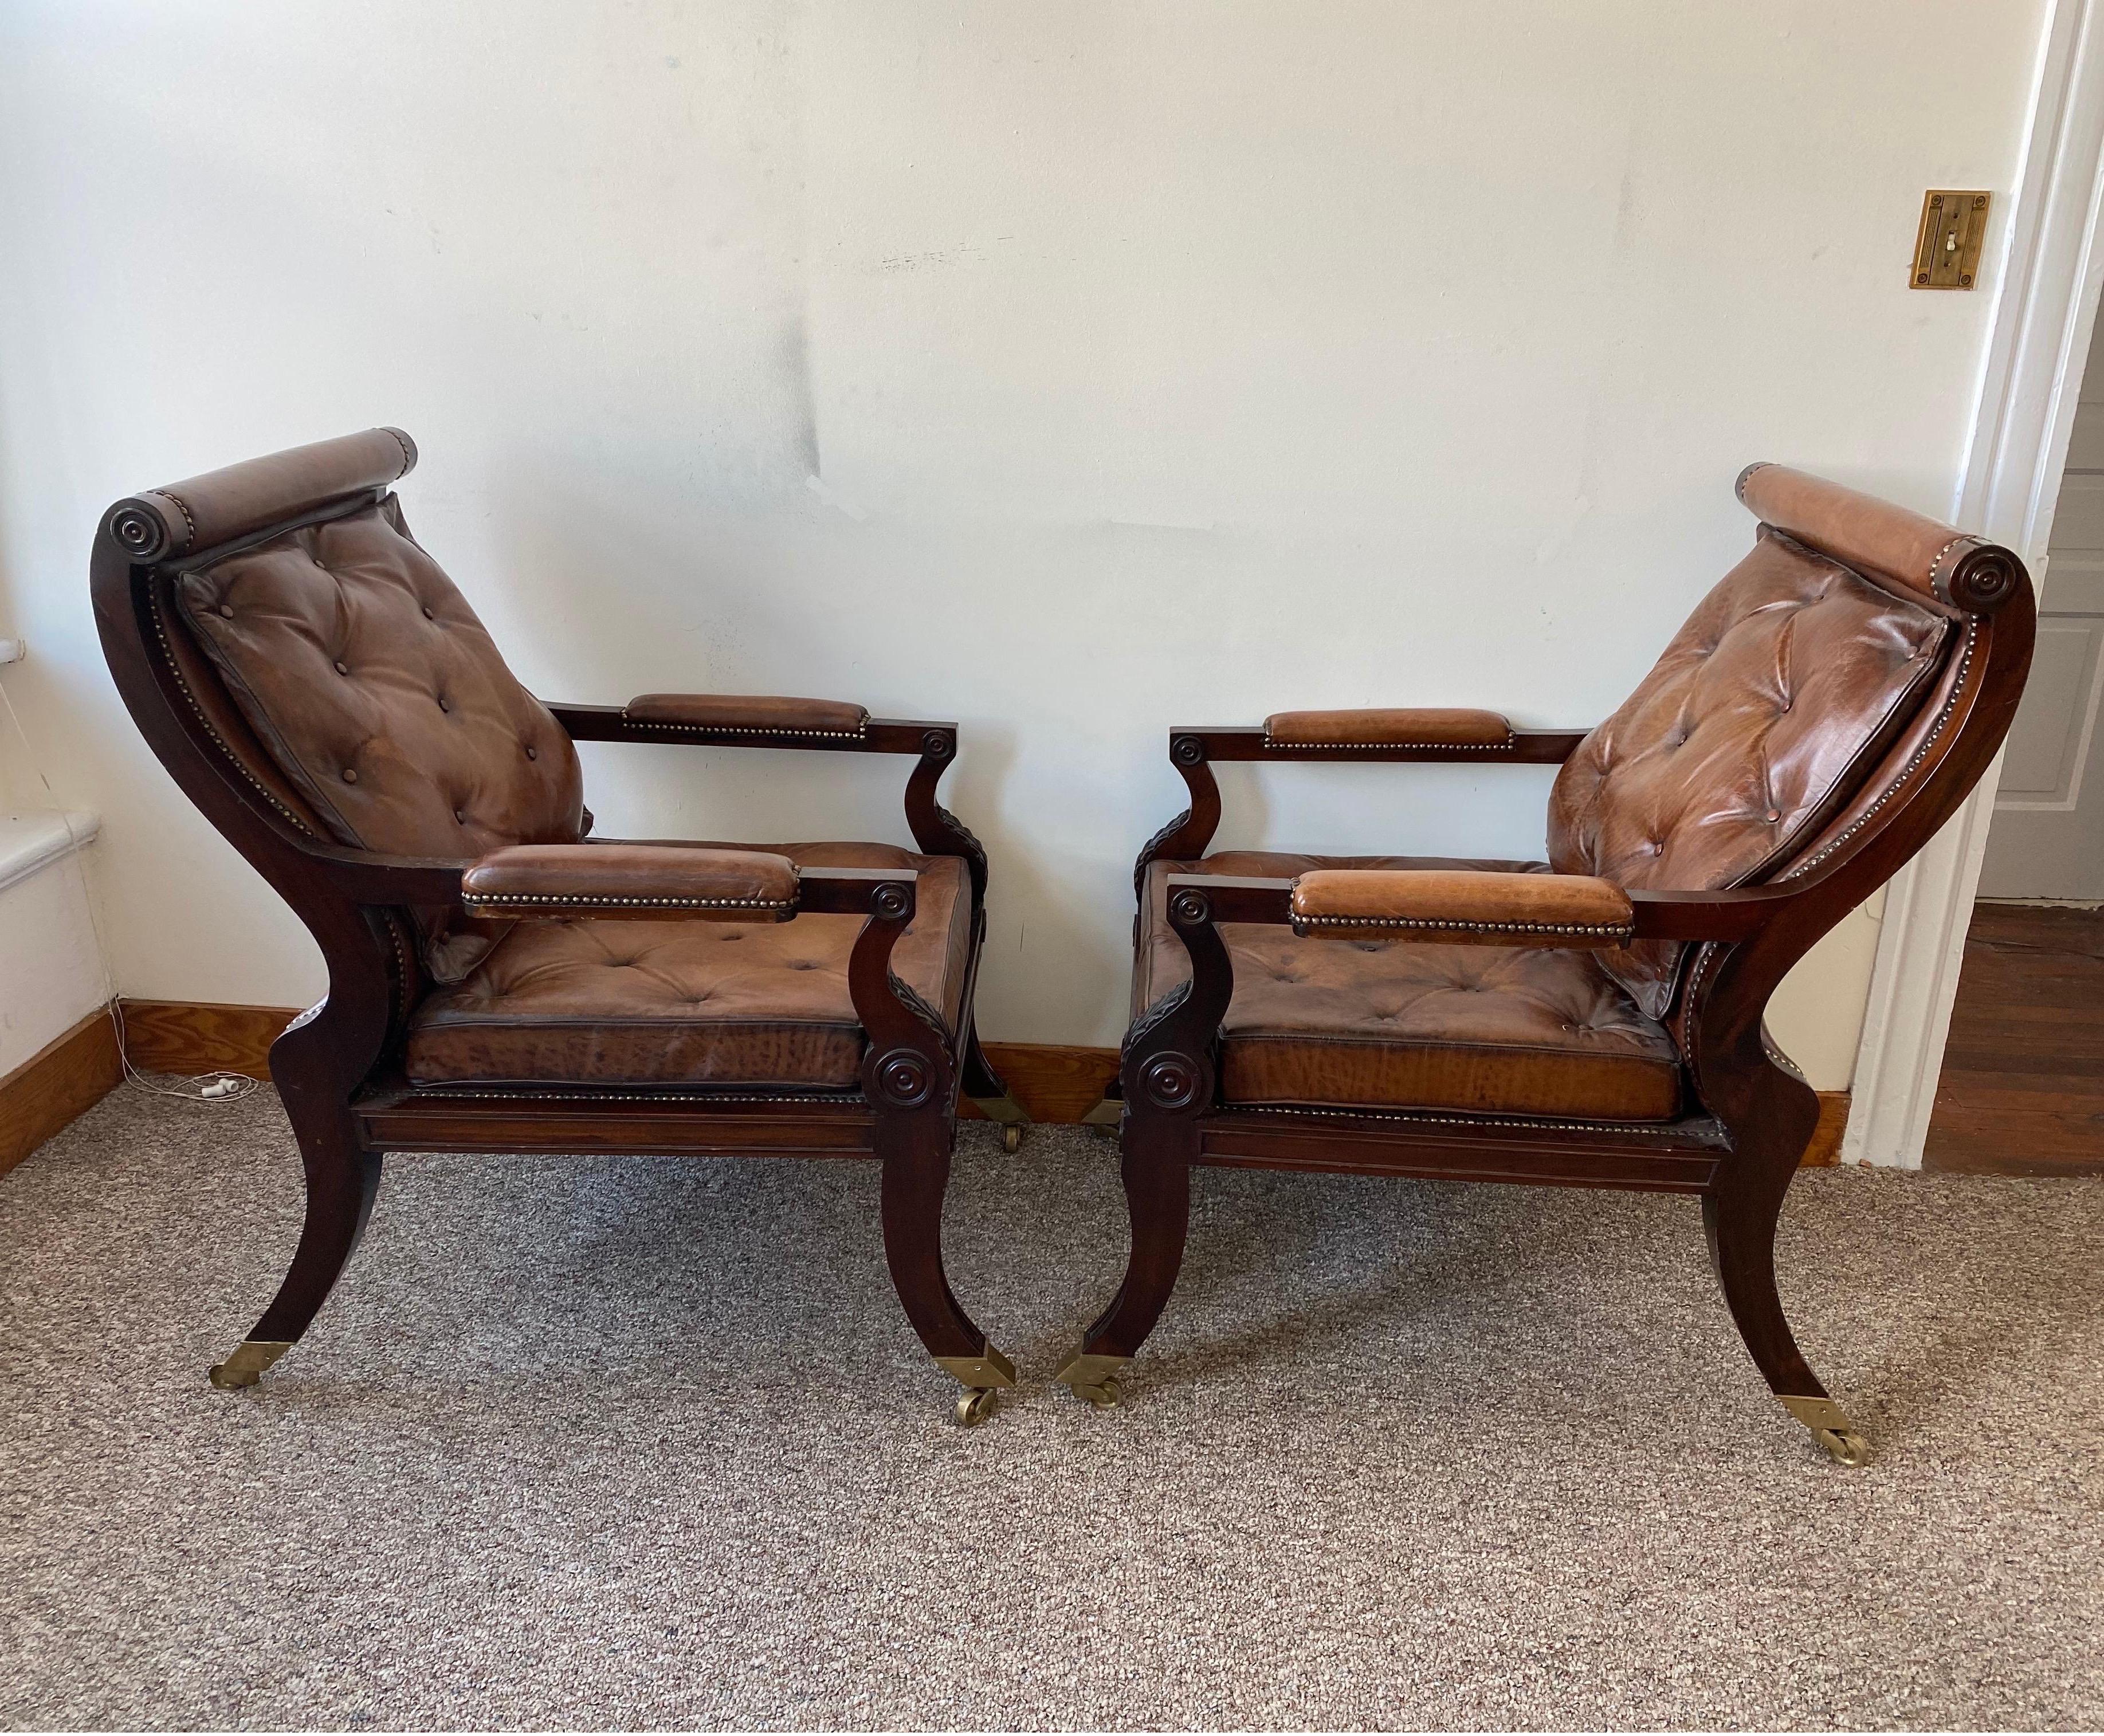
[[1263, 707, 1513, 748], [623, 694, 870, 737], [461, 843, 798, 921], [1290, 869, 1633, 946]]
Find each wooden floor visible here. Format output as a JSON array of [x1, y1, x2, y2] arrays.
[[1925, 901, 2104, 1174]]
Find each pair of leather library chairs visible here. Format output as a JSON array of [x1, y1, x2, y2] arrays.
[[95, 431, 2034, 1459]]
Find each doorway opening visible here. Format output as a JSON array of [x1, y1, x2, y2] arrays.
[[1929, 318, 2104, 1173]]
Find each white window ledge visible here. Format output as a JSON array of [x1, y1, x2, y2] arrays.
[[0, 810, 101, 897]]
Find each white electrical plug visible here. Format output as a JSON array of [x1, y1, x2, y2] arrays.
[[199, 1076, 242, 1099], [0, 639, 23, 666]]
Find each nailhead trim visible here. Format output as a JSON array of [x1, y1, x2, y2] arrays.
[[1783, 618, 1977, 880], [1648, 612, 1979, 1023], [412, 1087, 867, 1106], [145, 488, 197, 552], [148, 587, 319, 836], [1677, 940, 1721, 1051], [1673, 940, 1723, 1081], [1242, 1103, 1707, 1139], [619, 716, 869, 743], [384, 913, 417, 1023], [1262, 735, 1516, 753], [1927, 532, 1995, 600], [1687, 941, 1718, 1003], [462, 891, 795, 914], [1292, 913, 1634, 940]]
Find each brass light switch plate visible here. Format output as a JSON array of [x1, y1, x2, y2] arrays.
[[1911, 190, 1990, 289]]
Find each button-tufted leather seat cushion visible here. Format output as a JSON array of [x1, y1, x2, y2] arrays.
[[172, 495, 584, 979], [1140, 854, 1682, 1121], [1547, 529, 1954, 1018], [404, 843, 971, 1090]]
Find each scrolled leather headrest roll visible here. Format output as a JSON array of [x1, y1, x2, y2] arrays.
[[1735, 461, 2026, 614], [101, 427, 417, 563]]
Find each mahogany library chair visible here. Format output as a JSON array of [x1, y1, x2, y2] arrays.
[[1060, 464, 2035, 1464], [94, 429, 1029, 1425]]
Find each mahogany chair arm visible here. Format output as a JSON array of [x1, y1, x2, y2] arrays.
[[546, 700, 951, 756], [1288, 868, 1634, 945], [1263, 706, 1516, 751], [625, 692, 869, 738], [1136, 721, 1593, 883], [456, 846, 929, 926], [1623, 883, 1804, 940], [1177, 721, 1589, 766], [543, 703, 989, 900], [296, 843, 920, 926], [299, 845, 466, 906], [1164, 871, 1804, 942], [460, 843, 802, 921], [551, 702, 993, 892]]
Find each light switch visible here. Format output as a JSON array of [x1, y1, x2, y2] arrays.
[[1911, 190, 1989, 290]]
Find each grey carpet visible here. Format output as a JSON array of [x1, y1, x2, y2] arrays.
[[2, 1086, 2101, 1732]]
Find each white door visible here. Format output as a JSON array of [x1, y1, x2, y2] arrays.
[[1980, 317, 2104, 898]]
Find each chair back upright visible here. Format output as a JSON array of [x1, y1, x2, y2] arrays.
[[100, 429, 583, 980], [1547, 465, 2027, 1021]]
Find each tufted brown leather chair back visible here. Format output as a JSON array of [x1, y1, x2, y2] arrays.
[[165, 485, 584, 978], [1547, 515, 1958, 1020]]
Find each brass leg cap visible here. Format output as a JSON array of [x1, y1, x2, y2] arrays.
[[1780, 1393, 1871, 1467], [935, 1346, 1017, 1390], [955, 1387, 1000, 1427], [1054, 1350, 1132, 1408], [208, 1340, 292, 1389]]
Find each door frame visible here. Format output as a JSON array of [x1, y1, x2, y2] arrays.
[[1846, 0, 2104, 1167]]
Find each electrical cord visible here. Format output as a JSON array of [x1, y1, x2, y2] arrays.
[[0, 666, 261, 1105]]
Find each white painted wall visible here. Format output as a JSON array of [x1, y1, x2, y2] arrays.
[[0, 811, 108, 1076], [0, 661, 108, 1074], [0, 1, 2049, 1087]]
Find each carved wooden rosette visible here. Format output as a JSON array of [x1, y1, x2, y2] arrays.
[[850, 878, 957, 1112], [1120, 884, 1233, 1120]]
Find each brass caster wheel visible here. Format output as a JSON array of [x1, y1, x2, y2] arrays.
[[969, 1093, 1029, 1150], [1812, 1425, 1871, 1467], [955, 1387, 1000, 1427], [1780, 1394, 1870, 1467], [1054, 1350, 1131, 1409]]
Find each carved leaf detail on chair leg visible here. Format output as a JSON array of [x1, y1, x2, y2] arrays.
[[1133, 808, 1195, 901]]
